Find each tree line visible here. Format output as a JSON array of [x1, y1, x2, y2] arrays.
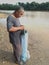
[[0, 2, 49, 11]]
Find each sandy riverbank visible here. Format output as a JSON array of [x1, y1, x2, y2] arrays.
[[0, 21, 49, 65], [0, 13, 8, 18]]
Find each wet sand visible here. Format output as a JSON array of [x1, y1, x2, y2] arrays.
[[0, 12, 49, 65]]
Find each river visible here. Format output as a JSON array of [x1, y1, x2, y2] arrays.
[[0, 11, 49, 29]]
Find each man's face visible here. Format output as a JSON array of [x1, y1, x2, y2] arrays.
[[15, 9, 24, 18]]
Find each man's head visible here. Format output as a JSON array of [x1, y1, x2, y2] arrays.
[[14, 5, 24, 18]]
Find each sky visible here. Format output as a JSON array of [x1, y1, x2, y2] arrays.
[[0, 0, 49, 4]]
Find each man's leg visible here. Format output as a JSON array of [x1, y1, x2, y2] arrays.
[[12, 43, 22, 64]]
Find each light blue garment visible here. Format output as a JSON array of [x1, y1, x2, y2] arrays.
[[21, 31, 30, 62]]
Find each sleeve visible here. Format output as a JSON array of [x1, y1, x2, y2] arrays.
[[7, 17, 14, 32]]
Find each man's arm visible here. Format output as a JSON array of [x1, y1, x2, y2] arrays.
[[9, 25, 24, 32]]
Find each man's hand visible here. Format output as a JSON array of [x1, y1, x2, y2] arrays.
[[20, 25, 24, 30]]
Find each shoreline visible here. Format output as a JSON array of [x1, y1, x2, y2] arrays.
[[0, 11, 49, 18]]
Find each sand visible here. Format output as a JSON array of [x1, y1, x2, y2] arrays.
[[0, 13, 8, 18], [0, 22, 49, 65], [0, 12, 49, 65]]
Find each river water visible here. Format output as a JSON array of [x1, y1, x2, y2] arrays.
[[0, 11, 49, 29]]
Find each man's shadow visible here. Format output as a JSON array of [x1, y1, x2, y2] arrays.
[[0, 49, 15, 63]]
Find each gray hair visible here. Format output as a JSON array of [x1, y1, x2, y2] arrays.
[[14, 5, 24, 13]]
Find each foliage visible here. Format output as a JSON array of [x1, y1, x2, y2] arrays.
[[0, 2, 49, 11]]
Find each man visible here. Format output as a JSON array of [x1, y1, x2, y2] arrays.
[[7, 5, 24, 65]]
